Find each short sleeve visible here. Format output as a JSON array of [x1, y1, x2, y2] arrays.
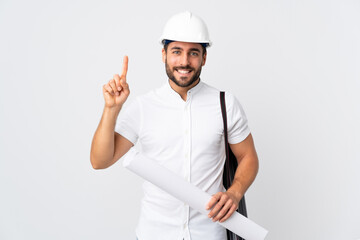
[[115, 98, 142, 145], [225, 93, 251, 144]]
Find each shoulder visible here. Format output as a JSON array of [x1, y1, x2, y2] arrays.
[[200, 82, 220, 95], [219, 91, 247, 119], [123, 85, 162, 109], [200, 82, 239, 102], [203, 83, 242, 110], [137, 84, 167, 103], [195, 82, 221, 102], [224, 91, 239, 107]]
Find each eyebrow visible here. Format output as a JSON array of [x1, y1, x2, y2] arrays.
[[170, 47, 201, 52]]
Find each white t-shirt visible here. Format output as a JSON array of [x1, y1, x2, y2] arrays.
[[115, 80, 250, 240]]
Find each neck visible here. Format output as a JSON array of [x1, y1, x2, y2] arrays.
[[168, 78, 200, 101]]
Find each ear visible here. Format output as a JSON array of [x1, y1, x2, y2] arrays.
[[162, 48, 166, 63], [201, 52, 207, 66]]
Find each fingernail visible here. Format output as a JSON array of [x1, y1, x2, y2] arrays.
[[118, 87, 121, 91], [115, 92, 119, 96]]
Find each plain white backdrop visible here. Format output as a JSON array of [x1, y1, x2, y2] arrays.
[[1, 0, 359, 239]]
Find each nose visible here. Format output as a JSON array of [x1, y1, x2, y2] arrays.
[[179, 53, 190, 66]]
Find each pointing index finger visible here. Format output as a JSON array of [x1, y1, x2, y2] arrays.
[[121, 55, 128, 78]]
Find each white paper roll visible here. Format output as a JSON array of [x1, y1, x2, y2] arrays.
[[123, 149, 268, 240]]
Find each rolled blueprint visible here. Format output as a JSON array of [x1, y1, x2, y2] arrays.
[[123, 149, 268, 240]]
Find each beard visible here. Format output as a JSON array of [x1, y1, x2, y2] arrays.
[[165, 60, 202, 88]]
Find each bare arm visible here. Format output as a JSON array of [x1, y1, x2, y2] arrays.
[[206, 133, 259, 222], [90, 56, 133, 169], [90, 108, 133, 169], [226, 134, 259, 201]]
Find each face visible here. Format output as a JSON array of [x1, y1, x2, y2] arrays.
[[162, 41, 207, 88]]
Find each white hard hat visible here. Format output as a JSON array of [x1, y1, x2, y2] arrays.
[[159, 11, 212, 47]]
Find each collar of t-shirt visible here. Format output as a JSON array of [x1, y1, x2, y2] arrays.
[[164, 79, 204, 103]]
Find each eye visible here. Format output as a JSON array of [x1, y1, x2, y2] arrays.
[[190, 52, 199, 56], [172, 50, 180, 54]]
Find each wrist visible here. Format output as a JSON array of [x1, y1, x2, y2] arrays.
[[103, 105, 122, 119], [227, 183, 244, 203], [104, 105, 122, 113]]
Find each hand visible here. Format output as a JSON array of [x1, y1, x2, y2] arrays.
[[103, 56, 130, 109], [206, 191, 240, 223]]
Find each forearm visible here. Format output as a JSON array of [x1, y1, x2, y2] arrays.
[[227, 153, 259, 202], [90, 106, 121, 169], [206, 153, 258, 223]]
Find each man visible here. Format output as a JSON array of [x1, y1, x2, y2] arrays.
[[90, 11, 259, 240]]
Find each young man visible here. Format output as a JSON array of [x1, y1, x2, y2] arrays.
[[90, 11, 259, 240]]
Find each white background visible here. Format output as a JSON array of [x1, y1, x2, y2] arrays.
[[1, 0, 359, 239]]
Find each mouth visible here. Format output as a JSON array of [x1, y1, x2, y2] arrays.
[[175, 68, 193, 76]]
